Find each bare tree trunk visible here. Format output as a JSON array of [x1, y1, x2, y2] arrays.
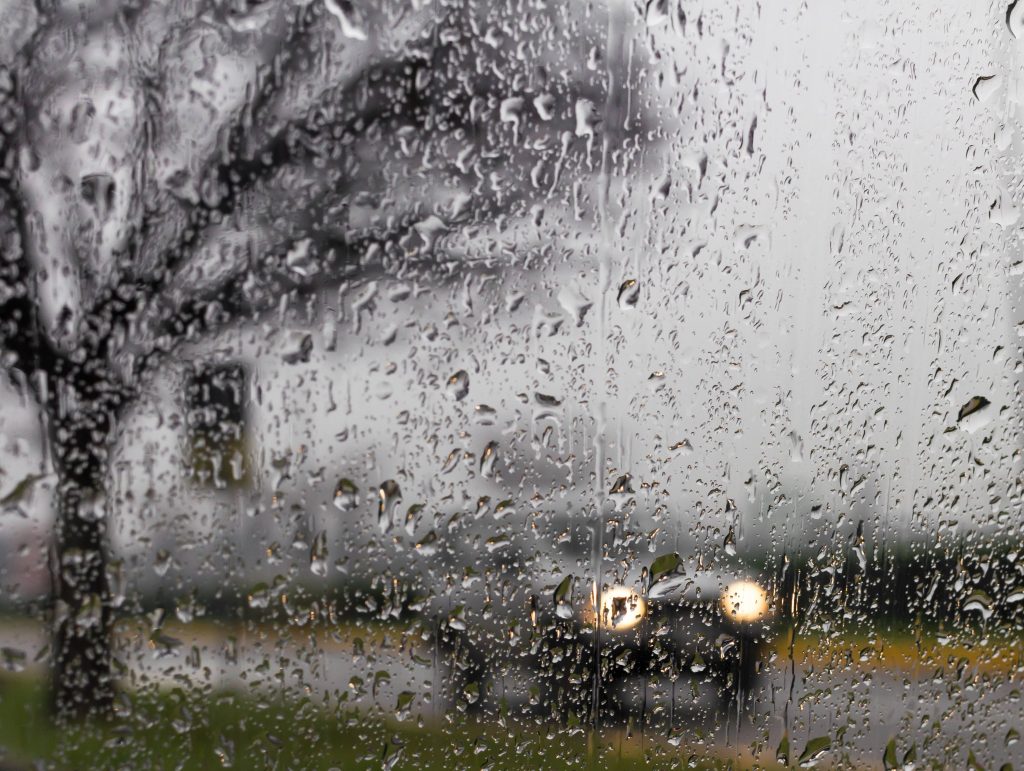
[[51, 476, 113, 719], [45, 365, 118, 720]]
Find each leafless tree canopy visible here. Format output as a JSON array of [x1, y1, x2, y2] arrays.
[[0, 0, 620, 717]]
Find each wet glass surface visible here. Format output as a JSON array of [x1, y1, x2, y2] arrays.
[[1, 1, 1023, 768]]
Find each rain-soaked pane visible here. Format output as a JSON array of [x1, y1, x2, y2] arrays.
[[1, 0, 1023, 768]]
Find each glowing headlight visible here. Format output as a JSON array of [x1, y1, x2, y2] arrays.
[[721, 580, 770, 624], [594, 585, 646, 631]]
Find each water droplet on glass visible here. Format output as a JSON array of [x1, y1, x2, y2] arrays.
[[574, 99, 600, 138], [154, 549, 173, 577], [282, 332, 313, 365], [973, 74, 1002, 103], [557, 285, 593, 327], [798, 735, 830, 767], [724, 526, 737, 556], [333, 478, 359, 511], [670, 438, 693, 454], [553, 575, 573, 619], [378, 480, 402, 534], [473, 404, 497, 425], [485, 534, 510, 553], [395, 691, 415, 721], [645, 0, 670, 26], [285, 238, 316, 278], [1009, 1, 1024, 37], [617, 279, 639, 310], [323, 0, 367, 40], [534, 392, 561, 407], [957, 395, 993, 433], [534, 93, 555, 121], [415, 530, 438, 556], [247, 583, 270, 609], [963, 589, 994, 620], [479, 441, 499, 478], [609, 474, 634, 509], [309, 531, 328, 577], [441, 448, 461, 475], [447, 370, 470, 401], [777, 734, 790, 765]]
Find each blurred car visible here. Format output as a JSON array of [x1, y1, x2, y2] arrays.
[[425, 483, 777, 723]]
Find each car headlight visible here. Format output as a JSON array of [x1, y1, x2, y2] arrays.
[[721, 580, 770, 624], [593, 585, 646, 631]]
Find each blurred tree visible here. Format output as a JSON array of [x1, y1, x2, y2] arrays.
[[0, 0, 618, 718]]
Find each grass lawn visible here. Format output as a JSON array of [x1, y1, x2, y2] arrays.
[[0, 673, 786, 770]]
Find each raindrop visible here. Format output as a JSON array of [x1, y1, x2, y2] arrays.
[[309, 531, 328, 577], [963, 589, 994, 620], [574, 99, 600, 138], [282, 332, 313, 365], [214, 739, 235, 768], [1009, 1, 1024, 37], [648, 573, 688, 599], [645, 0, 670, 26], [883, 738, 898, 770], [395, 691, 415, 721], [441, 448, 460, 474], [462, 682, 481, 706], [789, 430, 804, 462], [557, 285, 593, 327], [499, 97, 526, 140], [494, 500, 515, 519], [534, 392, 561, 407], [485, 534, 510, 552], [724, 526, 737, 556], [154, 549, 173, 577], [415, 531, 438, 556], [479, 441, 499, 478], [553, 575, 573, 619], [776, 734, 790, 765], [798, 736, 830, 767], [0, 473, 48, 509], [447, 370, 470, 401], [332, 478, 359, 511], [285, 238, 316, 278], [473, 404, 497, 425], [648, 552, 681, 589], [323, 0, 367, 40], [670, 438, 693, 453], [372, 669, 391, 696], [378, 480, 402, 534], [534, 94, 555, 121], [958, 395, 993, 433], [609, 474, 634, 509], [973, 74, 1002, 103], [617, 279, 639, 310], [247, 583, 271, 609]]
